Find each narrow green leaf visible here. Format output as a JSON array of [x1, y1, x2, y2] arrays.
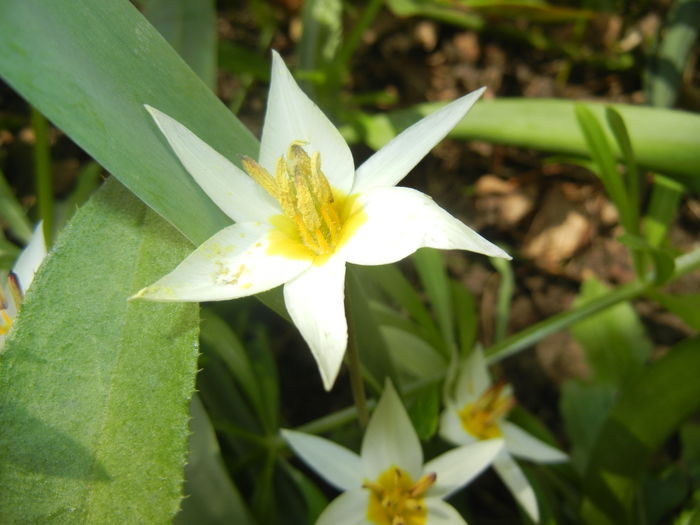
[[581, 336, 700, 524], [605, 108, 641, 235], [491, 254, 514, 343], [413, 248, 454, 355], [142, 0, 217, 90], [0, 0, 258, 245], [176, 395, 256, 525], [646, 0, 700, 108], [357, 264, 442, 349], [451, 281, 478, 355], [406, 382, 441, 440], [347, 268, 397, 393], [645, 174, 685, 248], [574, 104, 632, 233], [0, 179, 199, 522], [0, 168, 32, 243], [199, 308, 272, 432]]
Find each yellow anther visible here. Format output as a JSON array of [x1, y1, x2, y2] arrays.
[[459, 380, 515, 440], [364, 466, 434, 525]]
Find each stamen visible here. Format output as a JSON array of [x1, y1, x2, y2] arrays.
[[459, 380, 516, 440], [364, 466, 434, 525], [242, 143, 343, 257]]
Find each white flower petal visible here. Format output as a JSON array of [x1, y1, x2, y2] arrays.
[[361, 380, 422, 480], [341, 187, 510, 266], [12, 221, 47, 295], [454, 349, 492, 406], [425, 439, 503, 499], [425, 499, 468, 525], [281, 429, 363, 491], [133, 222, 311, 301], [493, 452, 539, 523], [260, 51, 354, 193], [145, 105, 277, 222], [316, 490, 370, 525], [501, 421, 568, 464], [283, 256, 348, 391], [352, 88, 485, 193], [439, 405, 477, 446]]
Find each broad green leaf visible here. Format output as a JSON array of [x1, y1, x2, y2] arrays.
[[382, 325, 447, 381], [176, 395, 256, 525], [406, 382, 441, 440], [349, 99, 700, 188], [570, 277, 651, 385], [0, 0, 258, 245], [0, 179, 199, 522], [560, 381, 617, 473], [141, 0, 217, 90], [646, 290, 700, 331], [581, 336, 700, 524]]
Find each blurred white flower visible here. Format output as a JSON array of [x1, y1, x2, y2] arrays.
[[440, 348, 567, 522], [283, 380, 503, 525], [1, 223, 47, 348], [134, 51, 509, 390]]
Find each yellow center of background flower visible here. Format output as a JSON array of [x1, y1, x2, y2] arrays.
[[363, 466, 435, 525], [243, 142, 365, 265], [0, 309, 12, 336], [458, 381, 515, 440]]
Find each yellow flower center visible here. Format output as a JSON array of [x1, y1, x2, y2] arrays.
[[458, 380, 515, 440], [363, 466, 435, 525], [242, 142, 365, 264]]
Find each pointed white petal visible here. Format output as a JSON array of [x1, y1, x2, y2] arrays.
[[341, 187, 510, 266], [12, 221, 47, 294], [316, 490, 369, 525], [493, 452, 539, 523], [454, 349, 492, 406], [438, 405, 477, 446], [133, 222, 311, 301], [283, 256, 348, 390], [145, 105, 277, 222], [501, 422, 568, 463], [425, 439, 503, 499], [260, 51, 354, 193], [361, 380, 422, 480], [281, 429, 363, 491], [425, 499, 468, 525], [353, 88, 485, 193]]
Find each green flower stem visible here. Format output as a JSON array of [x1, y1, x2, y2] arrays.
[[30, 107, 53, 245], [292, 247, 700, 437], [336, 0, 383, 73], [346, 301, 370, 428]]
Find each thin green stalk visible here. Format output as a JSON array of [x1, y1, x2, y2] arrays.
[[485, 247, 700, 363], [492, 255, 515, 343], [30, 107, 53, 245], [336, 0, 383, 72], [346, 318, 370, 428]]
